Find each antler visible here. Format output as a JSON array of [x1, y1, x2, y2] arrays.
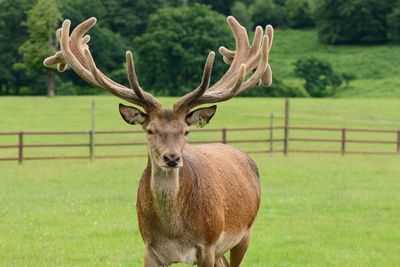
[[43, 17, 161, 112], [174, 16, 273, 113]]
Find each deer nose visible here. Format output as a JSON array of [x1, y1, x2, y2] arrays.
[[163, 153, 180, 167]]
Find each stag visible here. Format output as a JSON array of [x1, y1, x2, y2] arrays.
[[44, 16, 273, 267]]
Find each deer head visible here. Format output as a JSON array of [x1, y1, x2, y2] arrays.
[[44, 16, 274, 170]]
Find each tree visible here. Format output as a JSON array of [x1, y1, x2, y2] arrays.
[[251, 0, 288, 28], [0, 0, 34, 95], [293, 57, 351, 97], [100, 0, 166, 43], [57, 0, 128, 94], [316, 0, 392, 44], [188, 0, 235, 15], [241, 77, 309, 97], [15, 0, 61, 96], [387, 1, 400, 43], [231, 1, 253, 30], [134, 4, 234, 96], [286, 0, 315, 29]]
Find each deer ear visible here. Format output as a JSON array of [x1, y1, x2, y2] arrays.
[[119, 103, 148, 125], [186, 105, 217, 127]]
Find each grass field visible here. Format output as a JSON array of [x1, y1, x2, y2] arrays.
[[0, 97, 399, 266], [272, 29, 400, 98], [1, 155, 399, 266]]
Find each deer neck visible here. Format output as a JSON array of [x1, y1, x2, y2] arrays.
[[149, 159, 180, 221]]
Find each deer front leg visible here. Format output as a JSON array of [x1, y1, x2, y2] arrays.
[[144, 245, 164, 267], [196, 244, 215, 267]]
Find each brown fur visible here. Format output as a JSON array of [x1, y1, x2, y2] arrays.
[[137, 143, 260, 266]]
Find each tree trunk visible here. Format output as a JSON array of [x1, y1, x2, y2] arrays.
[[47, 70, 55, 97]]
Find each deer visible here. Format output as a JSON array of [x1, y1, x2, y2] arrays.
[[44, 16, 273, 267]]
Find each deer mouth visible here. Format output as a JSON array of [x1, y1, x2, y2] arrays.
[[161, 161, 183, 170]]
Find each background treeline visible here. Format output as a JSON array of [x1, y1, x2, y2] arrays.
[[0, 0, 400, 97]]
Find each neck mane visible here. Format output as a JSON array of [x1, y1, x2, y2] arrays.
[[149, 158, 181, 223]]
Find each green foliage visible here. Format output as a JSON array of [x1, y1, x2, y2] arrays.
[[58, 0, 106, 24], [1, 0, 398, 98], [316, 0, 392, 44], [57, 0, 128, 94], [293, 57, 352, 97], [134, 5, 233, 96], [387, 1, 400, 43], [286, 0, 315, 28], [188, 0, 235, 15], [101, 0, 166, 42], [0, 0, 34, 95], [87, 27, 127, 74], [231, 1, 253, 30], [232, 0, 315, 29], [58, 0, 128, 72], [270, 28, 400, 98], [15, 0, 61, 72], [241, 77, 309, 97], [251, 0, 288, 28], [14, 0, 61, 96]]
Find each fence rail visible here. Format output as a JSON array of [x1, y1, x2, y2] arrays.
[[0, 125, 399, 164], [1, 99, 399, 163]]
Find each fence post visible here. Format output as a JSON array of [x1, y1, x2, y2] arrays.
[[283, 99, 290, 156], [222, 128, 227, 144], [90, 100, 96, 161], [269, 113, 274, 154], [397, 130, 400, 155], [89, 130, 94, 160], [18, 131, 24, 164], [341, 128, 346, 155]]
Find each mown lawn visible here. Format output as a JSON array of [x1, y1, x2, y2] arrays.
[[0, 155, 399, 266]]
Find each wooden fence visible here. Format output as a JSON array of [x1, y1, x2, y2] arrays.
[[0, 125, 399, 164], [1, 100, 399, 164]]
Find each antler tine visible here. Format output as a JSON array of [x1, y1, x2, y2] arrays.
[[126, 51, 144, 99], [228, 16, 249, 53], [82, 48, 134, 102], [258, 25, 274, 87], [43, 17, 161, 112], [194, 64, 246, 106], [173, 51, 215, 112], [266, 25, 274, 52], [220, 25, 263, 65], [81, 35, 91, 46], [58, 19, 100, 86], [250, 26, 264, 55], [126, 51, 162, 109], [206, 16, 250, 91], [173, 16, 274, 111], [68, 17, 97, 69], [237, 35, 270, 94], [70, 17, 96, 42]]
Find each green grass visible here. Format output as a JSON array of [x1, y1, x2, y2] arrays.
[[1, 97, 399, 130], [0, 96, 399, 266], [272, 29, 400, 98], [1, 155, 399, 266]]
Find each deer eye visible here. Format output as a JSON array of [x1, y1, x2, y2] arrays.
[[146, 130, 153, 135], [184, 131, 189, 136]]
